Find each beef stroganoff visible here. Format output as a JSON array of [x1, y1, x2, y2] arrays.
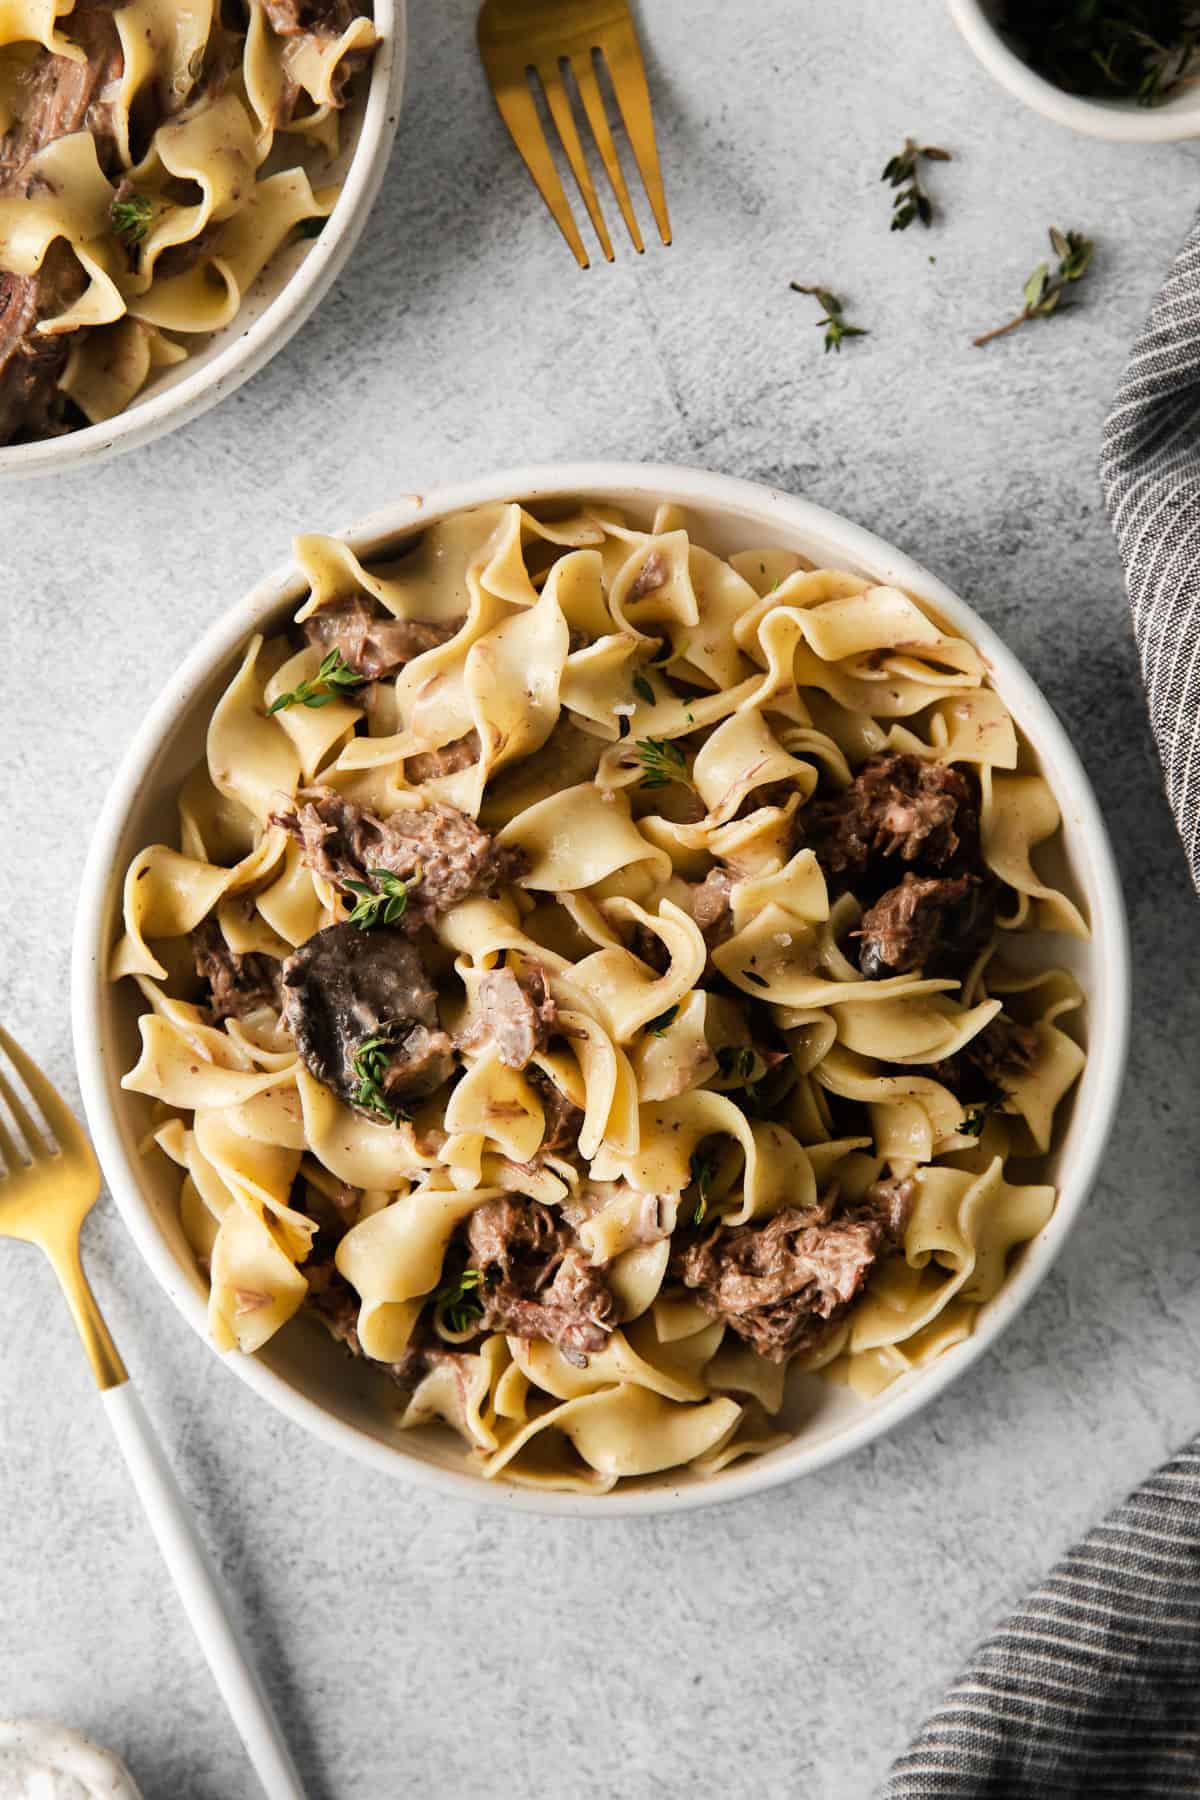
[[0, 0, 376, 441], [112, 502, 1088, 1493]]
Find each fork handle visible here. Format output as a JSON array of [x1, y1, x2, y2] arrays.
[[100, 1384, 306, 1800]]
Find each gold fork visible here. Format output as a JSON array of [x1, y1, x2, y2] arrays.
[[0, 1025, 305, 1800], [477, 0, 671, 268]]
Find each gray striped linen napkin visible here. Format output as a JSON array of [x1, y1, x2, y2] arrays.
[[881, 214, 1200, 1797]]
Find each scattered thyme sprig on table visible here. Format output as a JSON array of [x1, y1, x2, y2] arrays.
[[634, 736, 693, 790], [789, 284, 869, 353], [973, 228, 1095, 347], [267, 648, 365, 713], [343, 866, 417, 930], [350, 1035, 409, 1125], [880, 138, 952, 231], [110, 193, 153, 245], [434, 1267, 486, 1333]]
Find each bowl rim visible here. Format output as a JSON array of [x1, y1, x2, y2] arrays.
[[71, 460, 1132, 1517], [0, 0, 407, 480], [946, 0, 1200, 141]]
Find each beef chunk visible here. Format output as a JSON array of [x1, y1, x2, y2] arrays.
[[627, 550, 667, 600], [690, 866, 735, 944], [303, 594, 464, 682], [193, 920, 283, 1022], [857, 872, 995, 978], [0, 3, 125, 443], [304, 1254, 361, 1354], [672, 1203, 884, 1363], [281, 922, 454, 1113], [802, 754, 980, 884], [925, 1011, 1040, 1098], [272, 789, 526, 931], [466, 1197, 615, 1364], [855, 1175, 915, 1246], [405, 730, 481, 785], [467, 963, 558, 1070], [526, 1066, 584, 1159]]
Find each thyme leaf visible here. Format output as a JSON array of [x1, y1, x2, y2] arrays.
[[881, 138, 952, 231], [646, 1005, 679, 1036], [633, 735, 692, 790], [342, 865, 418, 931], [434, 1266, 486, 1334], [974, 227, 1095, 347], [632, 671, 656, 706], [268, 649, 365, 714], [997, 0, 1200, 106], [350, 1034, 409, 1125], [111, 193, 153, 245], [790, 283, 869, 354], [690, 1149, 716, 1226]]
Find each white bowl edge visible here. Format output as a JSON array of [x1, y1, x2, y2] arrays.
[[71, 461, 1132, 1518], [947, 0, 1200, 141], [0, 0, 408, 479]]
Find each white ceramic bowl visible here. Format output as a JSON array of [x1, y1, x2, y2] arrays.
[[0, 0, 406, 480], [948, 0, 1200, 140], [72, 462, 1131, 1516]]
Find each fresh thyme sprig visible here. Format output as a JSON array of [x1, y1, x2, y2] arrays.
[[998, 0, 1200, 106], [343, 866, 417, 930], [881, 138, 952, 231], [111, 193, 153, 245], [974, 228, 1095, 347], [268, 649, 365, 714], [434, 1267, 486, 1333], [350, 1035, 409, 1125], [690, 1149, 716, 1226], [633, 736, 693, 790], [789, 284, 869, 354]]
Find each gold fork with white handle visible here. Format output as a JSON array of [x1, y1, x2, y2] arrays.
[[0, 1025, 305, 1800], [477, 0, 671, 268]]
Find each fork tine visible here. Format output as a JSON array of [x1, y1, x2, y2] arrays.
[[0, 1060, 50, 1161], [536, 61, 613, 263], [0, 1086, 21, 1170], [598, 23, 672, 247], [570, 53, 643, 254], [0, 1025, 90, 1166], [485, 64, 591, 269]]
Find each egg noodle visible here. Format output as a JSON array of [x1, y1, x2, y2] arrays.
[[113, 501, 1088, 1493], [0, 0, 375, 436]]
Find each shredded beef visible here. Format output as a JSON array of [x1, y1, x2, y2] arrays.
[[802, 754, 980, 885], [192, 919, 283, 1022], [405, 730, 481, 785], [0, 2, 126, 442], [690, 866, 735, 944], [272, 789, 526, 932], [857, 872, 995, 978], [304, 1254, 361, 1354], [465, 963, 558, 1070], [924, 1012, 1040, 1098], [855, 1175, 916, 1245], [525, 1066, 584, 1159], [628, 550, 667, 600], [281, 921, 454, 1112], [466, 1197, 615, 1364], [673, 1202, 885, 1363], [303, 594, 464, 682]]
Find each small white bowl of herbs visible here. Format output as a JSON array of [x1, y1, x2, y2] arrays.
[[949, 0, 1200, 140]]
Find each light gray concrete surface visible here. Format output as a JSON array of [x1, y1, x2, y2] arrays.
[[3, 2, 1200, 1796]]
